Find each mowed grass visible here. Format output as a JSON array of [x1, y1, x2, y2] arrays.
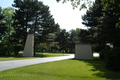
[[0, 52, 68, 61], [0, 59, 120, 80]]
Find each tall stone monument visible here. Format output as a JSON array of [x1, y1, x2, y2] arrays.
[[75, 44, 93, 60], [23, 34, 34, 57]]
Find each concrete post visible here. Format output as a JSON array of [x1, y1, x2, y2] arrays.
[[23, 34, 34, 57], [75, 44, 93, 60]]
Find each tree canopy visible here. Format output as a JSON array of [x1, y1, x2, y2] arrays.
[[11, 0, 60, 55], [12, 0, 59, 44], [56, 0, 93, 10], [82, 0, 120, 48], [0, 7, 7, 40]]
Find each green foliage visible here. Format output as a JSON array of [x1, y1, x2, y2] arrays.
[[99, 47, 120, 71], [79, 4, 87, 10], [82, 0, 120, 48], [55, 29, 69, 51], [2, 7, 15, 39], [13, 44, 23, 55], [99, 49, 109, 59], [93, 45, 111, 59], [56, 0, 93, 10], [35, 43, 48, 52], [105, 48, 120, 71], [55, 28, 81, 53], [68, 29, 80, 52], [82, 0, 104, 44], [55, 29, 77, 53], [0, 7, 7, 40], [101, 0, 120, 47], [92, 44, 111, 59], [93, 45, 111, 53], [12, 0, 59, 52], [78, 29, 92, 43], [0, 42, 7, 55], [0, 7, 15, 55], [0, 41, 14, 55]]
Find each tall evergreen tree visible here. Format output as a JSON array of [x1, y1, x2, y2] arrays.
[[12, 0, 36, 45], [68, 29, 80, 52], [82, 0, 105, 44], [82, 0, 120, 48], [55, 29, 70, 52], [101, 0, 120, 47], [12, 0, 59, 54]]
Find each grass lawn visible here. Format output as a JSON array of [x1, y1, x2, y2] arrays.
[[0, 59, 120, 80], [0, 52, 68, 61]]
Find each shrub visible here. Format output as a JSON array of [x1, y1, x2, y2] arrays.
[[0, 45, 7, 55], [0, 42, 14, 55], [13, 44, 23, 55], [99, 49, 108, 59], [105, 48, 120, 71], [93, 45, 110, 52]]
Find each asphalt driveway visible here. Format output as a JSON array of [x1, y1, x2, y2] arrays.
[[0, 53, 99, 71], [0, 54, 74, 71]]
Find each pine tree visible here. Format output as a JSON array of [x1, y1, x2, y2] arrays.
[[82, 0, 104, 44], [82, 0, 120, 48], [12, 0, 59, 55], [55, 29, 70, 52], [101, 0, 120, 47]]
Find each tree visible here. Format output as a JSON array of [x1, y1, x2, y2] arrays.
[[35, 24, 60, 52], [101, 0, 120, 48], [56, 0, 118, 10], [56, 0, 93, 10], [68, 29, 80, 52], [82, 0, 105, 44], [1, 7, 15, 55], [82, 0, 120, 48], [12, 0, 59, 55], [0, 7, 13, 55], [0, 7, 6, 40], [55, 29, 70, 53], [2, 7, 15, 40], [12, 0, 36, 46]]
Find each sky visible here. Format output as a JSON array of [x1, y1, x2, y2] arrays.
[[0, 0, 94, 31]]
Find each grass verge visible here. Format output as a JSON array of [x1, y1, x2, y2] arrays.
[[0, 59, 120, 80], [0, 52, 68, 61]]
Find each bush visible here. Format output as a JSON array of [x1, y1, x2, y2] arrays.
[[13, 44, 23, 55], [93, 45, 110, 52], [0, 45, 7, 55], [0, 42, 14, 55], [99, 49, 109, 59], [105, 48, 120, 71]]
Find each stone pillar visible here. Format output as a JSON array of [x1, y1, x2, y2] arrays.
[[75, 44, 93, 60], [23, 34, 34, 57]]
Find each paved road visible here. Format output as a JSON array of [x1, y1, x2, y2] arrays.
[[0, 54, 74, 71], [0, 53, 99, 71]]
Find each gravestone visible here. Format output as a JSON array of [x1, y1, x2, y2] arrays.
[[23, 34, 34, 57], [75, 44, 93, 60]]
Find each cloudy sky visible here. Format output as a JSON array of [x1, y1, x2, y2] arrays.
[[0, 0, 94, 31]]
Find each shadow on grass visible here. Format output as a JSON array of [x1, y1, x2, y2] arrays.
[[72, 58, 120, 80]]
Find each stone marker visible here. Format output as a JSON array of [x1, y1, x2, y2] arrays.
[[23, 34, 34, 57], [75, 44, 93, 60]]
